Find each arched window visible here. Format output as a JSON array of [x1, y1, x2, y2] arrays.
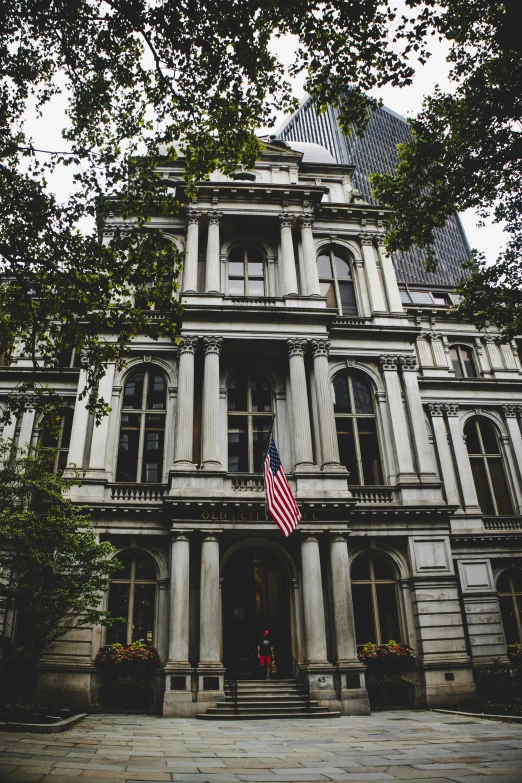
[[464, 418, 513, 515], [116, 367, 166, 483], [497, 569, 522, 644], [351, 553, 401, 645], [317, 246, 357, 315], [227, 372, 273, 472], [106, 550, 157, 646], [40, 408, 74, 473], [228, 245, 265, 296], [450, 345, 477, 378], [333, 373, 382, 485]]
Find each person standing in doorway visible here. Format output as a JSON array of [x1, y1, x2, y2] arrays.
[[258, 629, 275, 680]]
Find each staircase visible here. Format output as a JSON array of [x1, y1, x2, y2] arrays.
[[197, 678, 341, 719]]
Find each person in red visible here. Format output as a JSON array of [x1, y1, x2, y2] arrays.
[[258, 629, 274, 680]]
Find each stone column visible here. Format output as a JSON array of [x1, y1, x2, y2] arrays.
[[201, 336, 223, 470], [301, 534, 329, 665], [428, 333, 447, 367], [279, 214, 298, 295], [199, 535, 221, 667], [398, 356, 437, 480], [168, 533, 190, 666], [299, 214, 321, 297], [353, 257, 371, 317], [183, 210, 200, 294], [359, 234, 386, 313], [375, 233, 403, 313], [66, 369, 90, 470], [379, 355, 416, 481], [445, 403, 482, 513], [287, 338, 315, 471], [173, 336, 199, 469], [311, 339, 343, 470], [156, 580, 169, 663], [205, 211, 222, 294], [86, 362, 116, 478], [329, 535, 358, 663], [427, 404, 461, 508], [502, 405, 522, 510]]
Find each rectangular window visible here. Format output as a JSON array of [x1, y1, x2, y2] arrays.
[[338, 280, 358, 316], [319, 281, 337, 309], [352, 584, 377, 644], [376, 583, 401, 643], [470, 458, 495, 515], [358, 419, 383, 484], [116, 414, 141, 482], [336, 419, 360, 483], [106, 584, 130, 645], [488, 458, 513, 515], [252, 417, 271, 472], [228, 416, 248, 472], [132, 584, 156, 644], [499, 595, 519, 645]]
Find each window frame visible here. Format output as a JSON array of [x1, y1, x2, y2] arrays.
[[333, 372, 383, 485], [227, 244, 266, 297], [39, 407, 75, 473], [227, 371, 274, 473], [106, 550, 158, 646], [317, 245, 358, 316], [351, 553, 402, 645], [450, 344, 478, 378], [116, 366, 167, 484], [497, 569, 522, 644], [464, 417, 513, 516]]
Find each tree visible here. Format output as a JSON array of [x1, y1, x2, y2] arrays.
[[0, 439, 120, 691]]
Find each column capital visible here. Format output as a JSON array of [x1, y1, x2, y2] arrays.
[[330, 532, 348, 543], [202, 336, 223, 355], [502, 404, 518, 418], [444, 402, 460, 417], [201, 534, 219, 543], [481, 334, 499, 344], [177, 336, 199, 357], [426, 332, 442, 342], [299, 212, 314, 230], [287, 337, 307, 358], [379, 354, 398, 371], [302, 533, 320, 544], [358, 232, 374, 246], [427, 402, 444, 417], [207, 210, 222, 225], [311, 338, 330, 358], [398, 355, 418, 372], [279, 213, 294, 228], [186, 210, 201, 225], [373, 232, 387, 244], [171, 531, 190, 542]]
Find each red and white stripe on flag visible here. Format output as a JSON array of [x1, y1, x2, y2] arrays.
[[263, 437, 301, 536]]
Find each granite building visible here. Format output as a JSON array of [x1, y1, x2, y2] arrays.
[[1, 132, 522, 718]]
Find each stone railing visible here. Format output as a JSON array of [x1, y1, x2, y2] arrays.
[[350, 485, 394, 504], [227, 297, 283, 307], [230, 476, 264, 492], [333, 316, 369, 326], [484, 517, 522, 531], [109, 484, 166, 502]]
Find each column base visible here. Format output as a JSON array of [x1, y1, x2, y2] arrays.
[[196, 666, 226, 706], [201, 461, 224, 471], [163, 665, 195, 717], [305, 663, 336, 702], [335, 663, 371, 716], [294, 462, 319, 473], [171, 460, 197, 471]]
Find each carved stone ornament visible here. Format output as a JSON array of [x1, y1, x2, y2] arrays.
[[287, 338, 308, 358], [358, 233, 374, 246], [299, 213, 314, 230], [177, 336, 199, 357], [186, 210, 201, 226], [502, 404, 518, 418], [203, 336, 223, 355], [379, 354, 398, 371], [311, 338, 330, 358], [427, 403, 444, 417], [443, 403, 460, 417], [398, 355, 418, 372], [207, 211, 222, 225], [279, 213, 294, 229], [427, 332, 442, 342]]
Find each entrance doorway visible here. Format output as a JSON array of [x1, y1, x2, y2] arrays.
[[222, 546, 291, 678]]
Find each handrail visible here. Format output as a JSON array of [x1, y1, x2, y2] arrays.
[[227, 675, 238, 715], [291, 655, 311, 713]]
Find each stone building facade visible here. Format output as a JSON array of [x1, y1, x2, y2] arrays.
[[1, 139, 522, 717]]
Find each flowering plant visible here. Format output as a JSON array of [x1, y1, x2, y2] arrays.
[[508, 643, 522, 663], [357, 640, 416, 669], [95, 641, 160, 676]]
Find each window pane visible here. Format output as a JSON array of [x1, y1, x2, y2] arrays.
[[147, 372, 166, 410], [336, 418, 360, 483], [135, 553, 156, 581], [253, 417, 272, 472], [470, 458, 496, 515], [499, 594, 521, 644], [450, 347, 463, 378], [229, 261, 244, 276], [373, 556, 394, 580], [317, 254, 332, 277], [132, 584, 156, 645], [123, 372, 145, 409], [251, 375, 272, 412], [113, 551, 133, 579], [141, 414, 165, 483], [116, 413, 141, 482], [229, 247, 244, 267], [351, 555, 371, 581], [229, 278, 245, 295], [497, 570, 512, 593], [464, 421, 481, 454], [106, 583, 130, 645], [248, 279, 264, 296], [319, 281, 336, 308], [61, 409, 74, 449], [333, 255, 350, 278], [462, 348, 476, 377], [479, 420, 500, 454], [333, 375, 351, 413], [338, 281, 358, 315], [376, 583, 401, 643], [488, 458, 513, 515], [228, 416, 248, 472], [248, 262, 264, 277], [352, 377, 374, 414], [352, 584, 377, 644], [228, 375, 248, 411], [358, 418, 383, 484]]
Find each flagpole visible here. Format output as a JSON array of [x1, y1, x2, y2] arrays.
[[262, 414, 276, 522]]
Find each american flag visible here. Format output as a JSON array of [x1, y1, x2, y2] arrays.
[[263, 437, 301, 537]]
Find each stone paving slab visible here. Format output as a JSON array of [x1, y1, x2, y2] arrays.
[[0, 712, 521, 783]]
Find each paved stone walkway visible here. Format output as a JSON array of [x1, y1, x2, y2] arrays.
[[0, 711, 521, 783]]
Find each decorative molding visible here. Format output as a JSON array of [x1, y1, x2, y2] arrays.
[[398, 355, 418, 372], [502, 404, 518, 418], [426, 332, 442, 342], [358, 233, 373, 246], [427, 403, 444, 417], [207, 211, 222, 225], [299, 213, 314, 230], [186, 210, 201, 226], [202, 336, 223, 355], [279, 213, 294, 229], [287, 338, 308, 358], [444, 403, 460, 417], [379, 354, 398, 371], [310, 338, 330, 358], [177, 336, 199, 357]]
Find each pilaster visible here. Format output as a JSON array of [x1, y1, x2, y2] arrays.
[[279, 214, 298, 296]]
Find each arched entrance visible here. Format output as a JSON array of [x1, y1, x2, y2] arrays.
[[222, 545, 292, 678]]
